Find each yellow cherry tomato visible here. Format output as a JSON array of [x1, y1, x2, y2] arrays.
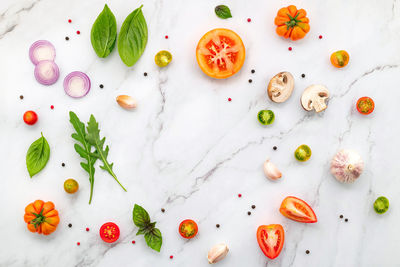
[[155, 50, 172, 67], [64, 179, 79, 194]]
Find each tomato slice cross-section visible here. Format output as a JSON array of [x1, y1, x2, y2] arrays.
[[256, 224, 285, 259], [196, 28, 245, 79], [179, 219, 198, 239], [279, 196, 317, 223], [99, 222, 120, 243]]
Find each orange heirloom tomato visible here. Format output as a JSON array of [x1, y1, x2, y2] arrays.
[[274, 5, 310, 41], [256, 224, 285, 259], [24, 200, 59, 235], [179, 219, 198, 239], [356, 97, 374, 115], [196, 28, 245, 79], [330, 50, 350, 68]]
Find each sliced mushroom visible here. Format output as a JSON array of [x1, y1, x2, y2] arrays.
[[267, 71, 294, 103], [300, 85, 330, 112]]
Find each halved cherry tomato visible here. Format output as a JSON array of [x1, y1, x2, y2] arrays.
[[178, 219, 198, 239], [256, 224, 285, 259], [196, 28, 245, 79], [279, 196, 317, 223], [99, 222, 120, 243], [356, 97, 374, 115], [330, 50, 350, 68], [23, 110, 38, 125]]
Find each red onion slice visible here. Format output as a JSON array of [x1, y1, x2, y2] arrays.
[[63, 71, 91, 98], [34, 60, 60, 85], [29, 40, 56, 65]]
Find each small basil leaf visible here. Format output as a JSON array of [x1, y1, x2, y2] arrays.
[[90, 4, 117, 58], [215, 5, 232, 19], [26, 133, 50, 177], [118, 5, 148, 66], [136, 228, 148, 236], [133, 204, 151, 228], [144, 228, 162, 252]]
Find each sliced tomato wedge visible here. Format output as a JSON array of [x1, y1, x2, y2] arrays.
[[196, 28, 245, 79], [279, 196, 317, 223], [99, 222, 120, 243], [256, 224, 285, 259]]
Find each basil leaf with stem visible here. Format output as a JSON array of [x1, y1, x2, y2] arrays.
[[86, 115, 127, 192], [69, 111, 97, 204], [215, 5, 232, 19], [26, 132, 50, 178], [144, 228, 162, 252], [118, 5, 148, 66], [132, 204, 162, 252], [91, 4, 117, 58]]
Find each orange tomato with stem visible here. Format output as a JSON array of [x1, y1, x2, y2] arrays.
[[196, 28, 245, 79], [330, 50, 350, 68], [274, 5, 310, 41], [24, 200, 60, 235]]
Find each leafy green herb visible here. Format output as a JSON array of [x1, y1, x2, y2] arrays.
[[86, 115, 127, 192], [133, 204, 162, 252], [26, 133, 50, 178], [69, 111, 97, 204], [91, 4, 117, 58], [118, 5, 148, 67], [215, 5, 232, 19]]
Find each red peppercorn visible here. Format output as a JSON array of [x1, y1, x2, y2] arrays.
[[132, 240, 136, 244], [50, 105, 54, 109], [68, 19, 72, 23], [165, 35, 169, 39], [170, 255, 173, 259], [319, 35, 323, 39], [288, 47, 292, 51], [238, 194, 242, 198], [86, 227, 89, 232], [228, 98, 232, 102], [77, 242, 80, 246], [76, 30, 80, 35], [247, 18, 251, 22]]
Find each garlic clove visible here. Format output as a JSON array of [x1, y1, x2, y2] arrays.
[[116, 95, 137, 110], [207, 243, 229, 264], [330, 149, 364, 183], [263, 159, 282, 180]]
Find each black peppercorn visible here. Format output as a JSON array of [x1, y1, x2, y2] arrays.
[[248, 79, 252, 83], [306, 250, 310, 254], [345, 218, 348, 222], [61, 163, 65, 167], [99, 84, 104, 89], [144, 72, 148, 76], [251, 205, 256, 209], [301, 74, 305, 78], [68, 223, 72, 228], [216, 224, 220, 228], [251, 69, 255, 74], [65, 36, 69, 41], [340, 215, 343, 219], [247, 211, 251, 215], [161, 208, 165, 213], [20, 95, 24, 100], [273, 146, 277, 150]]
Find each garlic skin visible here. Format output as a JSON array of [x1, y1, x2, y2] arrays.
[[263, 159, 282, 180], [330, 149, 364, 183], [116, 95, 137, 110], [207, 243, 229, 264]]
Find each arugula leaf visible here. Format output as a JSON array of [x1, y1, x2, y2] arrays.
[[215, 5, 232, 19], [132, 204, 162, 252], [91, 4, 117, 58], [26, 133, 50, 177], [86, 115, 127, 191], [118, 5, 148, 66], [69, 111, 97, 204]]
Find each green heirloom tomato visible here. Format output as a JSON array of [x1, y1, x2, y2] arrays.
[[294, 145, 312, 162], [258, 110, 275, 125], [155, 50, 172, 67], [374, 196, 389, 214]]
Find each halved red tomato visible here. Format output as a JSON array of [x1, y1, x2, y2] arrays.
[[196, 28, 245, 79], [256, 224, 285, 259], [356, 96, 374, 115], [99, 222, 120, 243], [279, 196, 317, 223], [179, 219, 198, 239]]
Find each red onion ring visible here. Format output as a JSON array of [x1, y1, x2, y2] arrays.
[[29, 40, 56, 65], [34, 60, 60, 85], [63, 71, 91, 98]]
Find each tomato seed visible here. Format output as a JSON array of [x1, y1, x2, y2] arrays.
[[68, 19, 72, 23], [228, 98, 232, 102], [132, 240, 136, 244], [50, 105, 54, 109], [86, 228, 89, 232], [288, 47, 293, 51], [170, 255, 173, 259], [76, 30, 80, 35], [247, 18, 251, 22]]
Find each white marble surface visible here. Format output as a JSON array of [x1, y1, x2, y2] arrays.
[[1, 0, 400, 266]]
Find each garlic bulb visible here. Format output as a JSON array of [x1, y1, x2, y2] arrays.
[[330, 149, 364, 183], [263, 159, 282, 180], [116, 95, 137, 110], [207, 243, 229, 264]]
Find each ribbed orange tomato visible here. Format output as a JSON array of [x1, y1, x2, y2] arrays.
[[24, 200, 59, 235], [274, 5, 310, 41]]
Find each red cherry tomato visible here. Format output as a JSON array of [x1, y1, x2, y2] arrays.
[[99, 222, 120, 243], [356, 97, 374, 115], [178, 219, 198, 239], [23, 111, 38, 125], [256, 224, 285, 259]]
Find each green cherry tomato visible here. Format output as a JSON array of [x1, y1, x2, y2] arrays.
[[294, 145, 312, 162], [257, 110, 275, 125], [155, 50, 172, 67], [374, 196, 389, 214]]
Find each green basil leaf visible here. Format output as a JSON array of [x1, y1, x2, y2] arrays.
[[133, 204, 150, 228], [26, 133, 50, 177], [144, 228, 162, 252], [118, 5, 148, 66], [91, 4, 117, 58], [215, 5, 232, 19]]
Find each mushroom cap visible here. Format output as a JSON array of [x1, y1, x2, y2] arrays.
[[300, 84, 330, 112], [267, 72, 294, 103]]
